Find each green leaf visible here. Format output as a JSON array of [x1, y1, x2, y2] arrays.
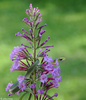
[[19, 92, 28, 100], [25, 59, 39, 78], [9, 81, 19, 94]]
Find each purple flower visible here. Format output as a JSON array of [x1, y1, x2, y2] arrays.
[[10, 50, 15, 60], [44, 55, 53, 63], [53, 80, 60, 88], [52, 66, 60, 77], [10, 46, 20, 60], [18, 82, 26, 91], [44, 63, 54, 71], [14, 60, 20, 67], [10, 60, 20, 72], [15, 91, 21, 96], [40, 74, 47, 83], [17, 75, 25, 83], [20, 46, 25, 51], [6, 81, 13, 91], [30, 84, 36, 89], [10, 64, 15, 72], [55, 59, 59, 67], [54, 76, 62, 82], [10, 46, 26, 61], [38, 89, 44, 95]]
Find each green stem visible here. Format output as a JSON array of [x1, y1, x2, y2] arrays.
[[33, 27, 36, 62], [33, 24, 36, 100], [28, 18, 37, 100]]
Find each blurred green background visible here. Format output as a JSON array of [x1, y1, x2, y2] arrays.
[[0, 0, 86, 100]]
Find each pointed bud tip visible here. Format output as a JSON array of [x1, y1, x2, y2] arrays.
[[54, 93, 58, 97], [22, 28, 24, 31]]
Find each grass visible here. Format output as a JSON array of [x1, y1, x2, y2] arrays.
[[0, 0, 86, 100]]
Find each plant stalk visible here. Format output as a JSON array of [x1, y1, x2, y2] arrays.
[[33, 23, 36, 100]]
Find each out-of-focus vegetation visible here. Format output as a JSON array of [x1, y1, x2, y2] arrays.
[[0, 0, 86, 100]]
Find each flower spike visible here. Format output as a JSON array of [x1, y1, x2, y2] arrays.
[[6, 4, 62, 100]]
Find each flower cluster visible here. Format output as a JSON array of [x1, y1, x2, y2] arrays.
[[6, 4, 62, 100]]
